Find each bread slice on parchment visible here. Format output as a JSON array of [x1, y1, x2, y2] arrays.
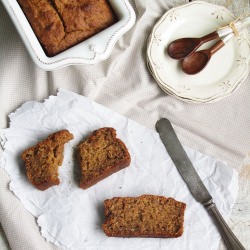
[[21, 130, 73, 190], [77, 127, 131, 189], [102, 195, 186, 238]]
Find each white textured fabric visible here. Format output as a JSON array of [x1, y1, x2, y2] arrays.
[[0, 0, 249, 250]]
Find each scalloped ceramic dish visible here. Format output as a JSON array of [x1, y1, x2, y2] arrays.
[[1, 0, 136, 70], [147, 1, 250, 103]]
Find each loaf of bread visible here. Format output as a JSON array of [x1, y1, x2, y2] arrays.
[[21, 130, 73, 190], [17, 0, 117, 56], [77, 127, 131, 189], [102, 195, 186, 238]]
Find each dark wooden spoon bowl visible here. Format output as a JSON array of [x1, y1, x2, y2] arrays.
[[167, 31, 219, 60], [181, 40, 225, 75]]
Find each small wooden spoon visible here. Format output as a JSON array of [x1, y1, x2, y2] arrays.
[[167, 31, 219, 60], [167, 16, 250, 60], [181, 33, 233, 75], [167, 21, 243, 60]]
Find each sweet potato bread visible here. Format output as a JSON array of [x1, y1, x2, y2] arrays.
[[17, 0, 117, 56], [21, 130, 73, 190], [102, 195, 186, 238], [77, 127, 131, 189]]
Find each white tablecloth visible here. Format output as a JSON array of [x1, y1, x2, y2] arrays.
[[0, 0, 249, 249]]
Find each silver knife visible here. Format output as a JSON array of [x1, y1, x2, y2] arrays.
[[155, 118, 245, 250]]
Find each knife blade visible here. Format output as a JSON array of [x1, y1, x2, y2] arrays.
[[155, 118, 245, 250], [156, 117, 212, 204]]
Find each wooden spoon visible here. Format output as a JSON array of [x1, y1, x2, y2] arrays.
[[181, 33, 233, 75], [167, 18, 246, 60], [167, 31, 219, 60]]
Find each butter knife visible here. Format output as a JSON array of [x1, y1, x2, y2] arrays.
[[155, 118, 245, 250]]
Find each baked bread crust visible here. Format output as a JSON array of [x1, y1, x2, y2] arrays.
[[17, 0, 117, 56], [102, 195, 186, 238], [21, 130, 74, 190], [77, 127, 131, 189]]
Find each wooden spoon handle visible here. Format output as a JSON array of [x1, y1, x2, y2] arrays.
[[210, 40, 225, 55], [200, 31, 219, 44]]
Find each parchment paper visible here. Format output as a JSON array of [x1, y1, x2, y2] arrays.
[[0, 89, 238, 250]]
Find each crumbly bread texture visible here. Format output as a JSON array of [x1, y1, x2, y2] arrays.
[[17, 0, 117, 56], [102, 195, 186, 238], [77, 127, 131, 189], [21, 130, 74, 191]]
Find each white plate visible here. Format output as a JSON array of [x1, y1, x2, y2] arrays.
[[2, 0, 136, 70], [147, 58, 250, 103], [147, 1, 250, 103]]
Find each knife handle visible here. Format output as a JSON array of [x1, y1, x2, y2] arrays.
[[204, 200, 245, 250]]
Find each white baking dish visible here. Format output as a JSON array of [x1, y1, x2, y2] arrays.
[[1, 0, 136, 70]]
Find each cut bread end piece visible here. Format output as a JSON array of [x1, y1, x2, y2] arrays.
[[102, 195, 186, 238], [77, 127, 131, 189], [21, 129, 74, 190]]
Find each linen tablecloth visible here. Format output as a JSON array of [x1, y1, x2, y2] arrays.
[[0, 0, 249, 249]]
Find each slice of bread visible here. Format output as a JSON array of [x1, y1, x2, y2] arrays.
[[102, 195, 186, 238], [77, 127, 131, 189], [21, 130, 73, 190]]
